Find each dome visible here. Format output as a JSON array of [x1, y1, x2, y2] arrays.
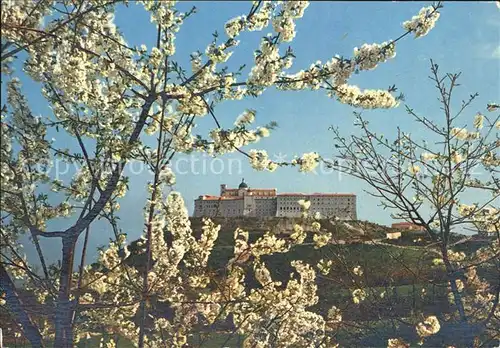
[[238, 178, 248, 189]]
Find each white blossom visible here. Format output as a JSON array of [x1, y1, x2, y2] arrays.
[[225, 15, 246, 38], [473, 113, 484, 129], [298, 152, 319, 172], [403, 6, 440, 38], [353, 266, 364, 276], [248, 149, 271, 171], [451, 127, 469, 140], [421, 152, 438, 161], [234, 109, 256, 126], [354, 42, 396, 71], [159, 166, 176, 185], [297, 199, 311, 210], [352, 289, 366, 304], [416, 316, 440, 337], [332, 84, 399, 109], [408, 164, 421, 175]]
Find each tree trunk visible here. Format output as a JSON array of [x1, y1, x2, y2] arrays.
[[53, 237, 77, 348], [440, 245, 468, 321], [440, 244, 475, 347], [0, 264, 44, 347]]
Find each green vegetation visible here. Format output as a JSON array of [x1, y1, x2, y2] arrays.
[[128, 217, 451, 323], [7, 218, 482, 347]]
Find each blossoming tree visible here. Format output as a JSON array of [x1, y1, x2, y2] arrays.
[[330, 62, 499, 347], [1, 0, 442, 347]]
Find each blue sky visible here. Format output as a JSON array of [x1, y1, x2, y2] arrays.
[[5, 1, 500, 264]]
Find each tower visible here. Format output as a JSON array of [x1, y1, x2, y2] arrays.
[[238, 178, 248, 189], [238, 178, 248, 197]]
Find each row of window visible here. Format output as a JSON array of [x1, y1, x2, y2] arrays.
[[278, 202, 351, 207], [278, 197, 354, 201]]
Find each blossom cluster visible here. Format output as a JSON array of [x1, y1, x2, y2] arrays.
[[458, 204, 499, 234], [415, 315, 440, 337], [354, 42, 396, 71], [332, 84, 399, 109], [403, 6, 441, 38], [296, 152, 320, 172], [271, 2, 309, 42], [0, 0, 52, 46], [225, 1, 275, 38], [247, 36, 294, 94]]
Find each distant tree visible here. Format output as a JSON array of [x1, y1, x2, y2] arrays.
[[0, 0, 443, 347], [330, 62, 499, 347]]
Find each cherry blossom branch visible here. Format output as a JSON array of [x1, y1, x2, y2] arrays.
[[1, 0, 121, 61]]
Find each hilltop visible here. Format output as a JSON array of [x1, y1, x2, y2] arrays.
[[188, 216, 391, 241]]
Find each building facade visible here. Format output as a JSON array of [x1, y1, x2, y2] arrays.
[[193, 179, 357, 220]]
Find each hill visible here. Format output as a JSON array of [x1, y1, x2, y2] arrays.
[[126, 217, 450, 322]]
